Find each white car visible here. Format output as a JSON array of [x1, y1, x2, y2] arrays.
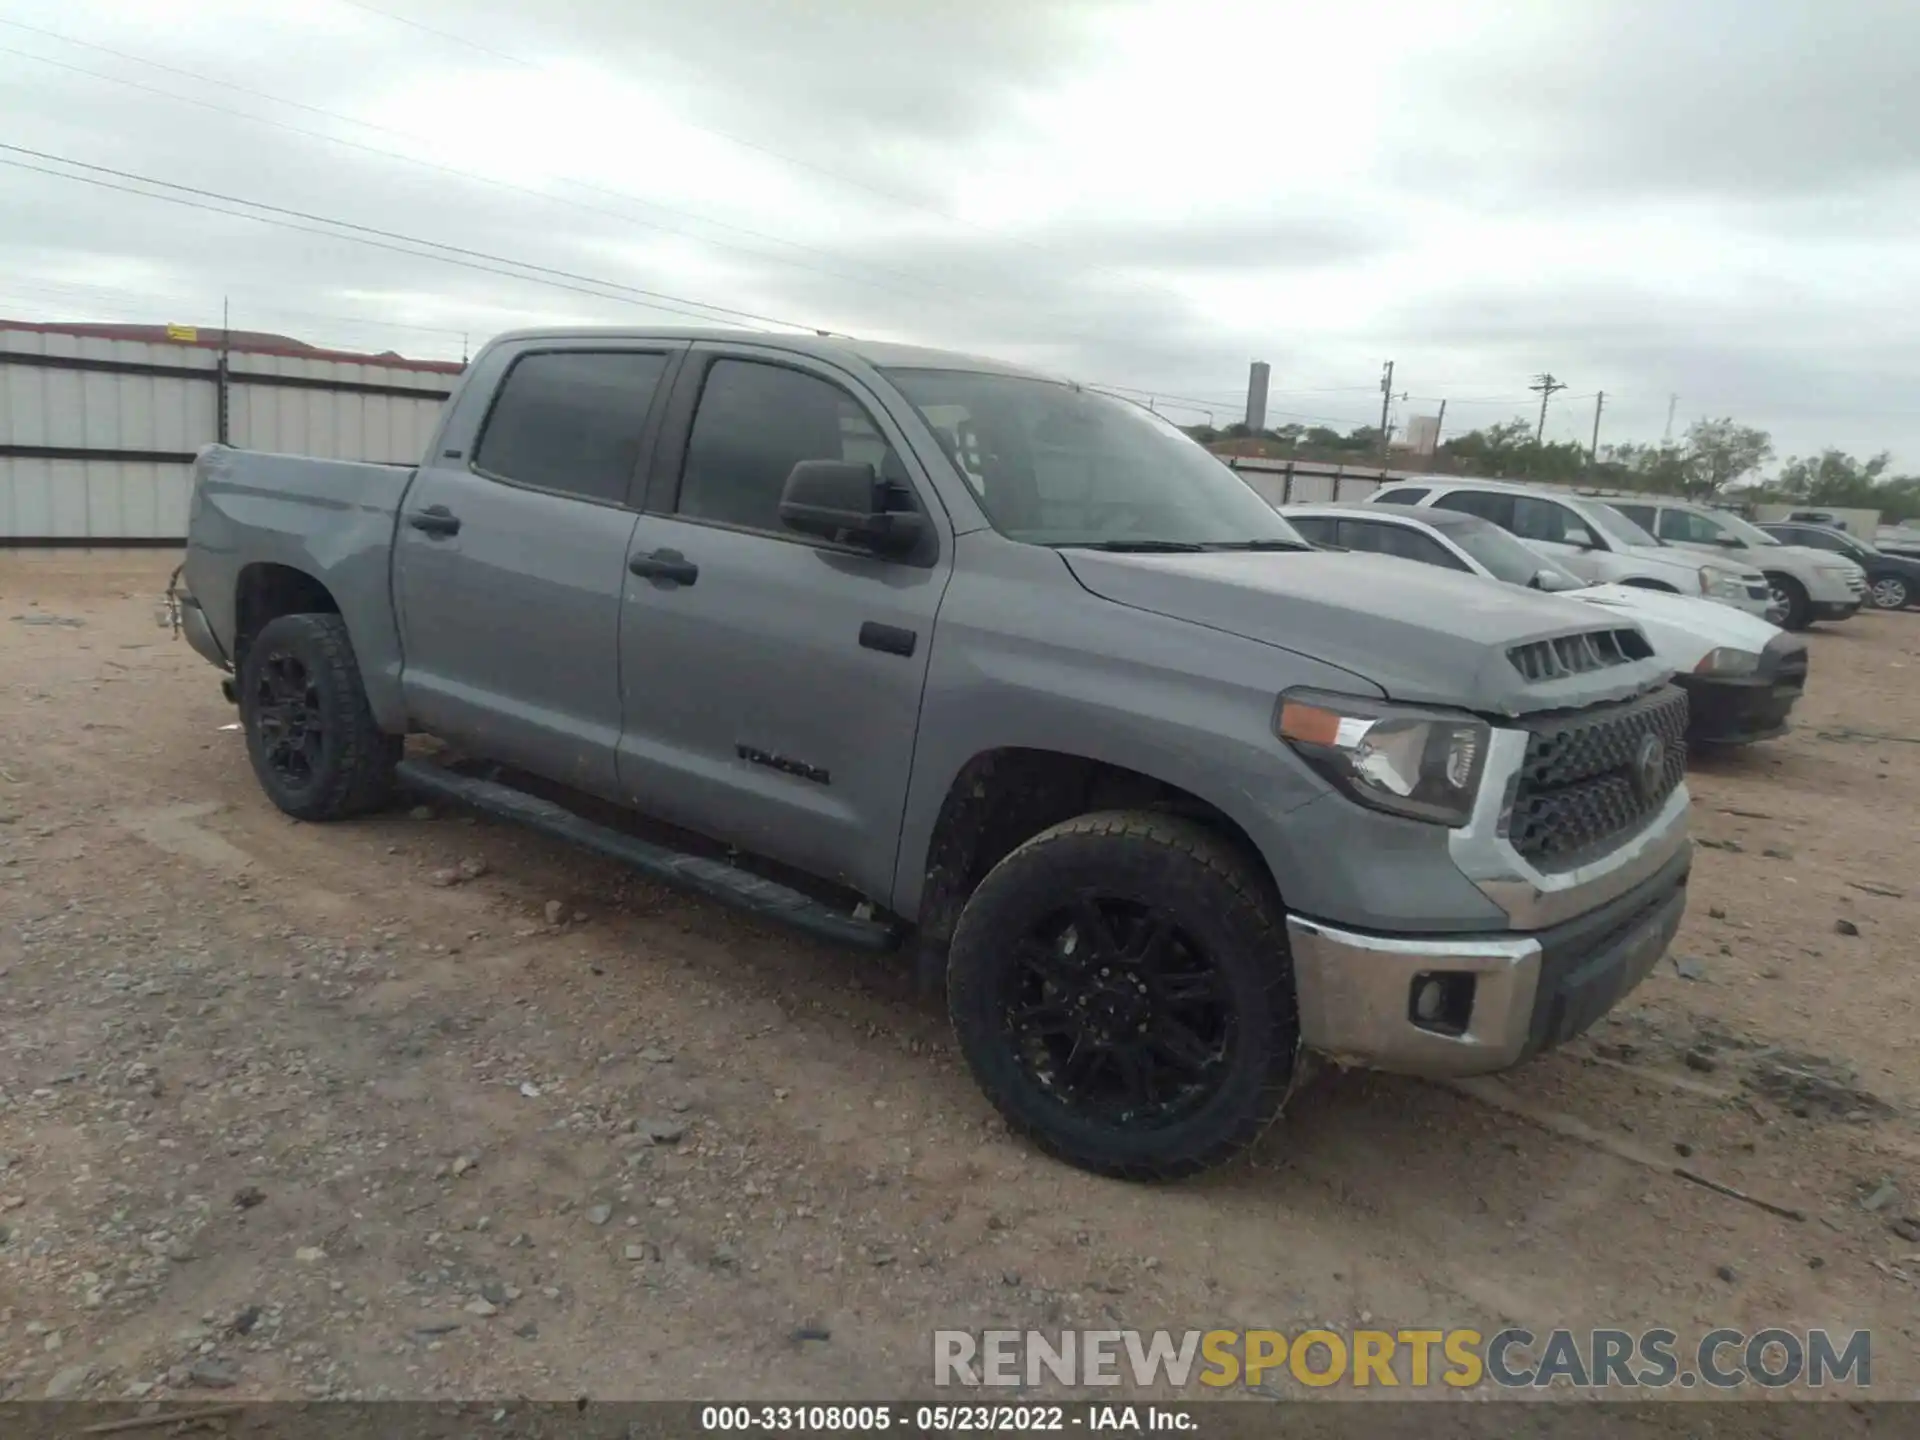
[[1603, 497, 1866, 631], [1282, 502, 1808, 745], [1364, 478, 1773, 620]]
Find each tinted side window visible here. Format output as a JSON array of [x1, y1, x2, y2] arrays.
[[1657, 508, 1727, 544], [1288, 515, 1338, 546], [677, 360, 903, 534], [474, 350, 668, 503], [1339, 519, 1470, 570], [1432, 489, 1514, 529], [1793, 527, 1842, 551], [1511, 496, 1594, 546], [1610, 503, 1656, 531], [1373, 486, 1430, 506]]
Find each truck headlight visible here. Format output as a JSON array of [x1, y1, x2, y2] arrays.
[[1699, 566, 1744, 599], [1276, 691, 1490, 827], [1693, 647, 1760, 677]]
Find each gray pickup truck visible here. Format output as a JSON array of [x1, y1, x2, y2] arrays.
[[174, 328, 1691, 1179]]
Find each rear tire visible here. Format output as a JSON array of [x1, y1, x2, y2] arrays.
[[1766, 573, 1811, 630], [238, 613, 401, 821], [946, 811, 1298, 1180]]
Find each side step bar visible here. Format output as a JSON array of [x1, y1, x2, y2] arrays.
[[394, 759, 901, 953]]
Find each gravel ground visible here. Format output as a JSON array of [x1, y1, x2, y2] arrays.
[[2, 550, 1918, 1406]]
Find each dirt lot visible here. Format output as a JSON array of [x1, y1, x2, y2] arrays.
[[1, 550, 1917, 1406]]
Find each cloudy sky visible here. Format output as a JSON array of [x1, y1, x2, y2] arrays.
[[4, 0, 1920, 467]]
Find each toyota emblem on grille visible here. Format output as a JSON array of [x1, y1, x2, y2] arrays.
[[1633, 733, 1665, 800]]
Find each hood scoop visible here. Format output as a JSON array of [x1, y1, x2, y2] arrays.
[[1507, 628, 1652, 684]]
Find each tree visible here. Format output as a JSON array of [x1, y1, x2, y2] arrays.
[[1609, 441, 1692, 494], [1676, 417, 1772, 498], [1773, 448, 1920, 521]]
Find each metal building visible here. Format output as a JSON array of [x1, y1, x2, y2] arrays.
[[0, 320, 462, 543]]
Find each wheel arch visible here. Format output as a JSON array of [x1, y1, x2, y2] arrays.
[[910, 747, 1279, 959]]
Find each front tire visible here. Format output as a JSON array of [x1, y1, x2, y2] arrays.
[[238, 613, 401, 821], [1870, 573, 1911, 610], [946, 812, 1298, 1180], [1765, 573, 1812, 630]]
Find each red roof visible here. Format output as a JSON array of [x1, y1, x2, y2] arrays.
[[0, 318, 467, 375]]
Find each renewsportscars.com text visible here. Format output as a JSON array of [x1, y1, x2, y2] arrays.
[[933, 1327, 1872, 1391]]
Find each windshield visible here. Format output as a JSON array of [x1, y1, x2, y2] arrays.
[[1445, 519, 1589, 590], [883, 368, 1306, 549], [1710, 510, 1782, 548], [1585, 501, 1661, 549]]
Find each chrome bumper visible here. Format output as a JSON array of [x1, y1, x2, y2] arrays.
[[1288, 849, 1687, 1076]]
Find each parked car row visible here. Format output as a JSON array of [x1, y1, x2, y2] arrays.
[[1280, 503, 1808, 747]]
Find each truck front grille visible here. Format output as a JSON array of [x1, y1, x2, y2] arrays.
[[1506, 628, 1649, 684], [1508, 684, 1689, 869]]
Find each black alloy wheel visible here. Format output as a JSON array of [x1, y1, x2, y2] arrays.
[[253, 649, 326, 790], [1003, 896, 1234, 1129]]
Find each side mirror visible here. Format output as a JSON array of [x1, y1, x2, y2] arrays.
[[1529, 569, 1552, 590], [778, 460, 925, 556]]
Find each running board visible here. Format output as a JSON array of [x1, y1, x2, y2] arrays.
[[395, 759, 901, 953]]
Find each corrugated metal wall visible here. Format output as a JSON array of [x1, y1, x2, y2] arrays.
[[0, 325, 456, 542]]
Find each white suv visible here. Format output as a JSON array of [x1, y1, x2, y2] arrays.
[[1364, 479, 1772, 619], [1604, 497, 1866, 631]]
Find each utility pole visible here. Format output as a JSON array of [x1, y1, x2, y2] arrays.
[[1529, 372, 1568, 443], [216, 295, 232, 447], [1433, 399, 1447, 457], [1378, 361, 1395, 462], [1663, 393, 1678, 443], [1589, 390, 1606, 467]]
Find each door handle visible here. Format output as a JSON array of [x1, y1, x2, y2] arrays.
[[629, 548, 699, 586], [859, 621, 917, 657], [407, 505, 461, 537]]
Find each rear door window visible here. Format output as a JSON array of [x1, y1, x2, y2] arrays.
[[474, 350, 669, 504], [1372, 486, 1431, 506]]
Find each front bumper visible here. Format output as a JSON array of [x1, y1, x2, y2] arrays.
[[1725, 583, 1773, 619], [1676, 634, 1808, 745], [1812, 600, 1861, 622], [1288, 845, 1689, 1076]]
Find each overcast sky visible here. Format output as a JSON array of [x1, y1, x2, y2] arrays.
[[5, 0, 1920, 468]]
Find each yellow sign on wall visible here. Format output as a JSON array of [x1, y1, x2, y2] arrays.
[[165, 323, 198, 342]]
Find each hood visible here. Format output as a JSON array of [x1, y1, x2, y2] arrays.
[[1609, 540, 1767, 586], [1661, 537, 1851, 579], [1059, 548, 1671, 717], [1574, 583, 1782, 664], [1742, 541, 1862, 576]]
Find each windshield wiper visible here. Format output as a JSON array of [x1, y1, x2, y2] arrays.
[[1064, 539, 1209, 552], [1203, 539, 1311, 552]]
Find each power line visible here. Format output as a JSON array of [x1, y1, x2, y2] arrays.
[[0, 31, 969, 313], [0, 144, 822, 331]]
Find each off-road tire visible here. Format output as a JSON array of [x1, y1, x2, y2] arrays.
[[1766, 573, 1812, 631], [239, 613, 401, 821], [947, 811, 1298, 1180]]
